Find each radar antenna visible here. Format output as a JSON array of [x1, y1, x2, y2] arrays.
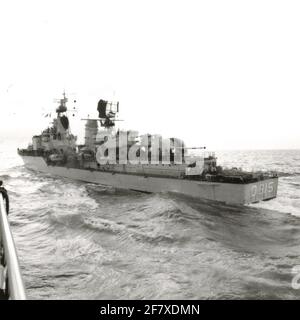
[[97, 99, 120, 129], [81, 99, 123, 129]]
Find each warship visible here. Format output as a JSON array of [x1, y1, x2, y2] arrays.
[[18, 93, 278, 205]]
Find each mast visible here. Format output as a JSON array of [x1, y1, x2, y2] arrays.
[[56, 91, 68, 114]]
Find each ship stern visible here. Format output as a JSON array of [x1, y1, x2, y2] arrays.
[[243, 177, 278, 204]]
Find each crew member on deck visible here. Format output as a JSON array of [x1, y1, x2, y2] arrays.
[[0, 181, 9, 215]]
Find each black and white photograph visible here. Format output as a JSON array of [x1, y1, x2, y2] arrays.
[[0, 0, 300, 307]]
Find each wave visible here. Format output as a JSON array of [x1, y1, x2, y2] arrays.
[[277, 171, 300, 177], [82, 204, 190, 245], [0, 174, 11, 180], [83, 216, 127, 235], [85, 184, 146, 198]]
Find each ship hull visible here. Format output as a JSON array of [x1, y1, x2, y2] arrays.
[[20, 156, 278, 205]]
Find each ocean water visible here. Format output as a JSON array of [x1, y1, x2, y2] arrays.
[[0, 141, 300, 299]]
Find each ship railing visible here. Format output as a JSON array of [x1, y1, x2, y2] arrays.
[[18, 148, 45, 157], [0, 194, 26, 300]]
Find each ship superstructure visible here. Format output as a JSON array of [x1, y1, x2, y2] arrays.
[[18, 93, 278, 205]]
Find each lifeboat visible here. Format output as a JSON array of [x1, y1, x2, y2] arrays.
[[80, 150, 94, 160], [49, 154, 64, 162], [41, 134, 50, 143]]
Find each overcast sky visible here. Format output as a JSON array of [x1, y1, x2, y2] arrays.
[[0, 0, 299, 149]]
